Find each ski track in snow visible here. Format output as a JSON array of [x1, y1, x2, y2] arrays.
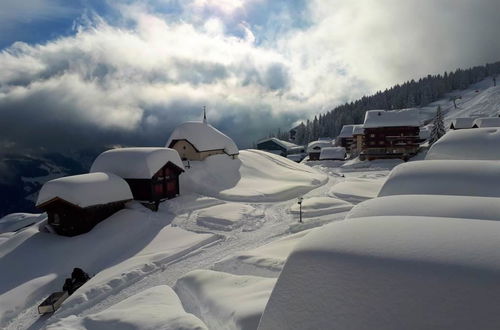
[[7, 163, 391, 330]]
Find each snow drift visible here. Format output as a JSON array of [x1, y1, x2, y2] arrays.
[[378, 160, 500, 198], [426, 128, 500, 160], [47, 285, 207, 330], [175, 270, 275, 330], [259, 217, 500, 330], [181, 150, 327, 202], [347, 195, 500, 221]]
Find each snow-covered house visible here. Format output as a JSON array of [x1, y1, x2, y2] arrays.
[[361, 109, 420, 161], [472, 117, 500, 128], [90, 148, 184, 208], [426, 128, 500, 161], [286, 146, 307, 162], [336, 125, 356, 152], [306, 140, 333, 160], [256, 138, 299, 157], [449, 117, 474, 130], [319, 147, 346, 161], [36, 173, 133, 236], [166, 119, 239, 161]]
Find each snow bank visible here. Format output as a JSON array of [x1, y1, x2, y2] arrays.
[[0, 208, 216, 327], [259, 217, 500, 330], [426, 128, 500, 160], [379, 160, 500, 198], [330, 178, 385, 203], [347, 195, 500, 221], [450, 117, 474, 129], [90, 147, 184, 179], [195, 203, 263, 231], [181, 150, 327, 202], [319, 147, 346, 160], [0, 213, 43, 233], [166, 121, 239, 155], [289, 196, 352, 218], [175, 270, 275, 330], [36, 172, 133, 208], [363, 108, 420, 128], [47, 286, 207, 330], [213, 230, 312, 277]]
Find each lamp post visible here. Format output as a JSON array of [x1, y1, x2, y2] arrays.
[[297, 197, 303, 223]]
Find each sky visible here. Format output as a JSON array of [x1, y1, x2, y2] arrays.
[[1, 0, 500, 153]]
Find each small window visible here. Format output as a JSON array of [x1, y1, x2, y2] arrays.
[[183, 146, 186, 150], [370, 134, 375, 138]]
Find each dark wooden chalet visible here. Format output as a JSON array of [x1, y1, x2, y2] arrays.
[[90, 148, 185, 210], [361, 110, 421, 161], [307, 140, 333, 160], [36, 173, 133, 236], [257, 138, 298, 157], [336, 125, 355, 153]]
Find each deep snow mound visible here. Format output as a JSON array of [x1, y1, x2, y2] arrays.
[[259, 217, 500, 330], [426, 128, 500, 160], [181, 150, 327, 202], [347, 195, 500, 221], [47, 285, 207, 330], [378, 160, 500, 198]]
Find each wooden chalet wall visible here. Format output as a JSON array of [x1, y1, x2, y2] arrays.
[[169, 140, 225, 161], [125, 162, 183, 205], [362, 126, 419, 160], [42, 199, 127, 236]]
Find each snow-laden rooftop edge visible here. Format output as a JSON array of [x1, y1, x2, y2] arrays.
[[363, 109, 421, 128], [36, 172, 133, 208], [91, 147, 184, 179]]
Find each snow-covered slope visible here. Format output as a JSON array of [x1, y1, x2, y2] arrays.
[[181, 150, 327, 202]]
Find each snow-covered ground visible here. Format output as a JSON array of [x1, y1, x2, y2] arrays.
[[5, 79, 500, 330], [1, 148, 363, 330]]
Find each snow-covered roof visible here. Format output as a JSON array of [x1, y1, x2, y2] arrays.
[[258, 138, 298, 151], [419, 125, 431, 140], [166, 121, 239, 155], [286, 154, 304, 162], [259, 216, 500, 330], [426, 128, 500, 161], [363, 109, 420, 128], [319, 147, 346, 160], [352, 124, 364, 135], [90, 147, 184, 179], [337, 125, 355, 138], [379, 160, 500, 198], [472, 117, 500, 128], [36, 172, 133, 208], [450, 117, 475, 129], [347, 195, 500, 222], [306, 140, 332, 153]]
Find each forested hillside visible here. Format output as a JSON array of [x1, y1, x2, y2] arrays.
[[273, 61, 500, 145]]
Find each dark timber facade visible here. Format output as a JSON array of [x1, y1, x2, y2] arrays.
[[38, 198, 128, 236], [361, 126, 420, 161]]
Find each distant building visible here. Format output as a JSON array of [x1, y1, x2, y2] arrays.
[[166, 114, 239, 161], [472, 117, 500, 128], [336, 125, 356, 152], [286, 146, 307, 162], [350, 125, 365, 156], [257, 138, 299, 157], [319, 147, 347, 161], [36, 173, 133, 236], [91, 148, 185, 208], [307, 140, 333, 160], [361, 109, 421, 161], [449, 118, 474, 130]]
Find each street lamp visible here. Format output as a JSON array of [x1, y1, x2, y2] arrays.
[[297, 197, 303, 223]]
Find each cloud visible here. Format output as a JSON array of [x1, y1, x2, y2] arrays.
[[0, 0, 500, 154]]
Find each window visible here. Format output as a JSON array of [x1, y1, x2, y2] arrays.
[[370, 134, 375, 138]]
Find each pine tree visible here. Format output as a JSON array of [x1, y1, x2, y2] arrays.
[[429, 106, 446, 145]]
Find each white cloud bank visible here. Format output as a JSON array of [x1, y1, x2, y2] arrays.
[[0, 0, 499, 152]]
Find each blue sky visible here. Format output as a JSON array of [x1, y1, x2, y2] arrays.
[[1, 0, 500, 152]]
